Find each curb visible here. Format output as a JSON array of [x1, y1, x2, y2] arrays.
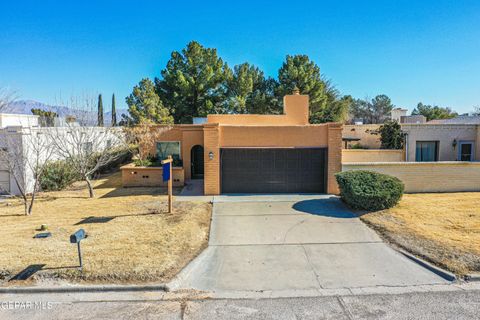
[[398, 249, 456, 281], [465, 274, 480, 282], [0, 284, 169, 294]]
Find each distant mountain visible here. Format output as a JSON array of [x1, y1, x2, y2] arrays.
[[4, 100, 128, 126]]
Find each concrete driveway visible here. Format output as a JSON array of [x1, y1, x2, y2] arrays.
[[171, 195, 447, 294]]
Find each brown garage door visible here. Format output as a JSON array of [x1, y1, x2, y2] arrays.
[[220, 148, 327, 194]]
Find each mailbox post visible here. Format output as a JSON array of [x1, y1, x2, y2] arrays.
[[161, 155, 173, 213], [70, 229, 86, 270]]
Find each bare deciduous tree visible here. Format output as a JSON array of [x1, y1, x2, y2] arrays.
[[0, 128, 54, 215], [48, 125, 127, 198], [0, 87, 15, 113], [124, 121, 172, 165]]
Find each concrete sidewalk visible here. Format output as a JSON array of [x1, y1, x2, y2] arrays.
[[171, 195, 448, 295]]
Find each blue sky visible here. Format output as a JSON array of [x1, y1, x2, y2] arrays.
[[1, 0, 479, 113]]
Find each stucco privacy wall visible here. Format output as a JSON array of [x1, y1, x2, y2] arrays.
[[342, 124, 381, 149], [342, 162, 480, 193], [342, 149, 404, 162], [403, 124, 478, 161]]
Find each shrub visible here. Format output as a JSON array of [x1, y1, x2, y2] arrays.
[[379, 120, 404, 149], [335, 170, 404, 211], [96, 148, 132, 174], [40, 160, 81, 191], [350, 143, 367, 149]]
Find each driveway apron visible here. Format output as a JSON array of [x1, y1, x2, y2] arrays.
[[172, 195, 448, 293]]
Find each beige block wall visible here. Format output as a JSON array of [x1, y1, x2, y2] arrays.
[[342, 162, 480, 193], [403, 124, 478, 161], [342, 124, 381, 149], [342, 149, 405, 162], [121, 165, 184, 187]]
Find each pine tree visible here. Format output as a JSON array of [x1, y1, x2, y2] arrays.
[[155, 41, 231, 123], [111, 94, 117, 126], [277, 55, 349, 123], [97, 94, 104, 126], [124, 78, 173, 125]]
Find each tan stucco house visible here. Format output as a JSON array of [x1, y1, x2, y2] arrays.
[[342, 122, 480, 162], [122, 93, 343, 195]]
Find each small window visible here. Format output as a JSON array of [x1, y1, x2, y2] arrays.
[[415, 141, 439, 161], [156, 141, 181, 162]]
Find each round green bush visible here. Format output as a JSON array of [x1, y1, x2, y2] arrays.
[[40, 160, 81, 191], [335, 170, 404, 211]]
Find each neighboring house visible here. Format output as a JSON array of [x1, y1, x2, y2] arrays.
[[428, 115, 480, 125], [128, 93, 343, 195], [0, 114, 121, 195], [0, 113, 39, 128], [342, 109, 480, 162], [402, 124, 480, 162]]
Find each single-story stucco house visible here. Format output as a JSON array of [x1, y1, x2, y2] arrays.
[[122, 93, 343, 195]]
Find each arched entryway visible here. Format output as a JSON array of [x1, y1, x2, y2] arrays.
[[191, 145, 204, 179]]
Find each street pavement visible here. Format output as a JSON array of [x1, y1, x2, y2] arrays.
[[1, 287, 479, 319]]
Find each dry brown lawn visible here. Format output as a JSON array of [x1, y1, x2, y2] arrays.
[[0, 172, 212, 285], [361, 192, 480, 276]]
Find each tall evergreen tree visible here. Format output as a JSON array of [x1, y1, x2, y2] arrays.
[[124, 78, 173, 125], [412, 103, 457, 121], [155, 41, 231, 123], [276, 55, 347, 123], [97, 94, 104, 126], [111, 94, 117, 126], [225, 63, 280, 114]]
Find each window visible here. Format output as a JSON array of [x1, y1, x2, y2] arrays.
[[415, 141, 439, 161], [156, 141, 181, 162]]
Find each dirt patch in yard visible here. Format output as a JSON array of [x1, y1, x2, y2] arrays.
[[360, 193, 480, 276], [0, 172, 212, 285]]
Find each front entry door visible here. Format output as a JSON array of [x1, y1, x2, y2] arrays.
[[191, 145, 205, 179], [459, 141, 474, 161]]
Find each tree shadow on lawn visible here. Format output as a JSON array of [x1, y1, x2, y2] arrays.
[[9, 264, 79, 281], [74, 212, 163, 225], [292, 198, 367, 218]]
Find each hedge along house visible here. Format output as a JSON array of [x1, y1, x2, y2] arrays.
[[124, 93, 343, 195]]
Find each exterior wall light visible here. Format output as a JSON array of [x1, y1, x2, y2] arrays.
[[209, 151, 214, 160], [452, 139, 457, 149]]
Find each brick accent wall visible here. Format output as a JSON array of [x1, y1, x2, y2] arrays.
[[327, 123, 343, 194], [342, 162, 480, 193], [203, 124, 221, 195]]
